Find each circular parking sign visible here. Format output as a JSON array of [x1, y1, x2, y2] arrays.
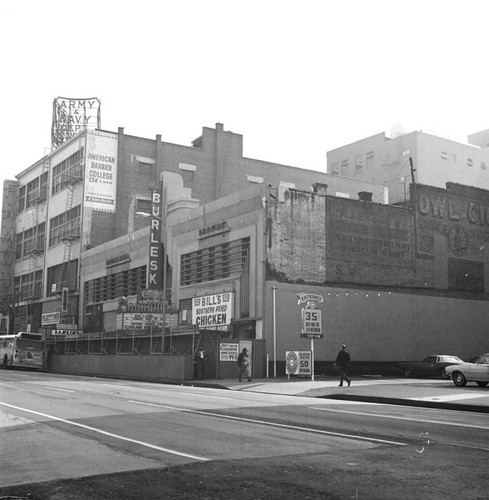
[[286, 351, 299, 375]]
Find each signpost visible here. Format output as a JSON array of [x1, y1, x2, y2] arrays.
[[297, 293, 324, 381]]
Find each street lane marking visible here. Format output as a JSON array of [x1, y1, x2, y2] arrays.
[[72, 382, 234, 400], [43, 386, 76, 393], [0, 401, 209, 462], [129, 400, 407, 446], [309, 407, 489, 430]]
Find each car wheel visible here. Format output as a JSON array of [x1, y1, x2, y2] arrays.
[[440, 369, 449, 380], [452, 372, 467, 387], [403, 368, 413, 378], [476, 382, 488, 387]]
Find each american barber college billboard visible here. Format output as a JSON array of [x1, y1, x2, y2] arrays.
[[84, 130, 118, 213]]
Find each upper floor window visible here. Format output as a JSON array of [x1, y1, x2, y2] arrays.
[[138, 161, 154, 176], [441, 151, 448, 160], [18, 185, 26, 212], [467, 158, 473, 167], [482, 162, 487, 170], [49, 205, 81, 247], [135, 198, 152, 215], [132, 155, 155, 176], [52, 148, 85, 195], [355, 155, 363, 170], [26, 178, 40, 208], [179, 162, 196, 183]]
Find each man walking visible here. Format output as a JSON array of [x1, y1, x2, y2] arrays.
[[237, 347, 252, 382], [335, 344, 351, 387]]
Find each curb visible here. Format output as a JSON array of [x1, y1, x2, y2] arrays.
[[320, 393, 489, 413]]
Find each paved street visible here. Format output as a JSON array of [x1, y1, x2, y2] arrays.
[[1, 370, 488, 499]]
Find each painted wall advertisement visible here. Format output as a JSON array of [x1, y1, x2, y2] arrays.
[[192, 292, 234, 329], [84, 130, 118, 212]]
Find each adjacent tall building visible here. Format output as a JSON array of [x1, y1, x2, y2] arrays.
[[327, 128, 489, 205]]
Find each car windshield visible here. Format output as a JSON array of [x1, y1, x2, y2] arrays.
[[439, 356, 463, 362]]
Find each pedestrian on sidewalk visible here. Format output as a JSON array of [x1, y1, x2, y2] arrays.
[[194, 346, 207, 380], [237, 347, 252, 382], [335, 344, 351, 387]]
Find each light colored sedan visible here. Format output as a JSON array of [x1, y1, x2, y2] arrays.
[[445, 353, 489, 387]]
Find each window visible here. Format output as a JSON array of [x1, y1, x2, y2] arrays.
[[180, 238, 250, 286], [138, 161, 154, 176], [49, 205, 81, 247], [23, 228, 35, 257], [341, 159, 349, 175], [441, 151, 448, 160], [84, 266, 146, 304], [52, 149, 85, 195], [133, 155, 155, 176], [451, 154, 457, 162], [16, 233, 23, 260], [179, 163, 196, 183], [178, 298, 193, 325], [26, 178, 40, 208], [482, 162, 487, 170], [355, 155, 363, 170], [23, 223, 45, 256], [331, 162, 339, 174], [47, 259, 79, 293], [467, 158, 473, 167], [18, 185, 26, 212], [16, 271, 44, 300], [366, 151, 374, 170], [136, 198, 152, 215]]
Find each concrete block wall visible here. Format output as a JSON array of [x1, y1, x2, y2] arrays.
[[50, 353, 193, 381]]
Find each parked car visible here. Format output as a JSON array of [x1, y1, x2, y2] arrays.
[[445, 353, 489, 387], [399, 355, 464, 379]]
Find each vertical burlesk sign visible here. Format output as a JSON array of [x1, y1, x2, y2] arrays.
[[148, 188, 163, 290]]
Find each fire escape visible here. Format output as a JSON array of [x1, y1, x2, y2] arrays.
[[55, 164, 83, 325]]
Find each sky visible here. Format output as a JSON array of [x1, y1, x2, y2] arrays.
[[1, 0, 488, 209]]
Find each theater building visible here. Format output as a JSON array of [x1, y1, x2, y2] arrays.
[[49, 180, 489, 379], [0, 122, 389, 379]]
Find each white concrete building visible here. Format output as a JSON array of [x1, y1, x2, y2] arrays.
[[327, 128, 489, 205]]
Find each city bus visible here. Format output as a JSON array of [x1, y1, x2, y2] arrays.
[[0, 332, 45, 369]]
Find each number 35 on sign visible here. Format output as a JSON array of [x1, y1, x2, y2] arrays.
[[302, 308, 323, 337]]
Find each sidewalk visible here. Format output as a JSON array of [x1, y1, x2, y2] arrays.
[[185, 375, 489, 413]]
